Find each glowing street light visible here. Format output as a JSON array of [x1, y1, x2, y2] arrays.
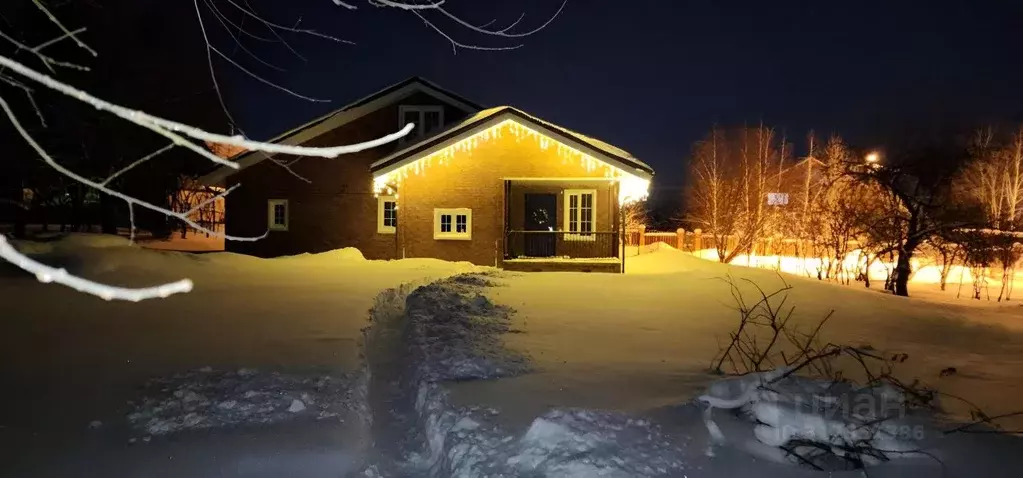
[[865, 152, 880, 164]]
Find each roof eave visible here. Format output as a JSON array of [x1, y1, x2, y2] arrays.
[[371, 110, 653, 182]]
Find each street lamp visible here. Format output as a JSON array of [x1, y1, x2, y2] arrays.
[[865, 152, 880, 164]]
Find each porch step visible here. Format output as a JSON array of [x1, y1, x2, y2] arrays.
[[500, 259, 622, 273]]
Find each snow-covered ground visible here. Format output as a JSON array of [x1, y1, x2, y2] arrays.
[[461, 247, 1023, 425], [3, 234, 1022, 477], [0, 234, 476, 477], [443, 246, 1023, 476]]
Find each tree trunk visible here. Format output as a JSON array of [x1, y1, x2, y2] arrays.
[[894, 250, 913, 297], [100, 192, 118, 235], [70, 186, 84, 233]]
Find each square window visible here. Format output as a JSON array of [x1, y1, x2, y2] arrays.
[[267, 199, 288, 231], [434, 208, 471, 240]]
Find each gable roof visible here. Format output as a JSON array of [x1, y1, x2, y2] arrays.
[[371, 106, 654, 180], [197, 77, 483, 186]]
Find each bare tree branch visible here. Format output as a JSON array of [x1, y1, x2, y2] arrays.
[[0, 235, 194, 301]]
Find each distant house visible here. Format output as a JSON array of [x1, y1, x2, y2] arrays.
[[199, 78, 653, 272]]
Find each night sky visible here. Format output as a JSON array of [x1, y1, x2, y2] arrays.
[[208, 1, 1023, 206]]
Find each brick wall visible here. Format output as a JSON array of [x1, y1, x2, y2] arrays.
[[395, 123, 623, 266], [223, 92, 470, 258]]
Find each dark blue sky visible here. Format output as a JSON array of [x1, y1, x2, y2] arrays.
[[221, 1, 1023, 199]]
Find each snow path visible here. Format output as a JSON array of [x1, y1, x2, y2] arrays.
[[360, 273, 692, 477]]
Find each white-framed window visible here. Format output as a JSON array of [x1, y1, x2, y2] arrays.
[[564, 189, 596, 241], [398, 105, 444, 142], [377, 195, 398, 234], [433, 208, 472, 240], [267, 199, 289, 231]]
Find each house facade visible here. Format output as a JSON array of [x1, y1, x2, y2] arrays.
[[200, 78, 653, 272]]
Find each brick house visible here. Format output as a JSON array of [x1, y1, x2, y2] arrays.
[[200, 78, 653, 272]]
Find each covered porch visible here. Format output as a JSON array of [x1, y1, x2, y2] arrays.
[[501, 178, 625, 273]]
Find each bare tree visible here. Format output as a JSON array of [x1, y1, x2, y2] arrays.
[[1, 0, 566, 301], [688, 127, 738, 260], [955, 125, 1023, 299], [622, 200, 648, 231], [687, 125, 781, 263], [849, 139, 969, 297]]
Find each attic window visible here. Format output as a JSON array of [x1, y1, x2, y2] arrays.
[[399, 105, 444, 141]]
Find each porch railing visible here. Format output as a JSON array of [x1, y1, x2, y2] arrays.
[[505, 230, 621, 259]]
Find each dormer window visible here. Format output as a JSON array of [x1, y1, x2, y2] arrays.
[[398, 105, 444, 142]]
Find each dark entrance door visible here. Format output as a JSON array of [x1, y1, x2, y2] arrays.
[[524, 193, 557, 257]]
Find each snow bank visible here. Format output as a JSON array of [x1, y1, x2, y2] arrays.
[[276, 246, 366, 262], [404, 274, 530, 382], [127, 368, 353, 437], [509, 409, 687, 477]]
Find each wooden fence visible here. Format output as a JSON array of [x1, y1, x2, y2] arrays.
[[625, 226, 862, 256]]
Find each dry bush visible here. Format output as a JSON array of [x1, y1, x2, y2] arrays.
[[707, 274, 1020, 470]]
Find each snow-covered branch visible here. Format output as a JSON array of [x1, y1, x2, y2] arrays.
[[0, 235, 194, 301], [330, 0, 567, 52], [0, 55, 416, 162]]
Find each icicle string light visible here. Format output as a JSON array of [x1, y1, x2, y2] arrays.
[[373, 119, 651, 204]]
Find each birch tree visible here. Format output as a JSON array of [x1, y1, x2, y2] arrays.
[[956, 125, 1023, 300], [686, 125, 781, 263]]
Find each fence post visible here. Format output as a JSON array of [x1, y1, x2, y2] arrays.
[[638, 225, 646, 254], [693, 228, 702, 252], [676, 228, 685, 251]]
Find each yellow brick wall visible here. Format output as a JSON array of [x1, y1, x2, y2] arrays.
[[395, 122, 622, 265]]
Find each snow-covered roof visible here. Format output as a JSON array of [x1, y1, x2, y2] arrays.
[[371, 106, 654, 179]]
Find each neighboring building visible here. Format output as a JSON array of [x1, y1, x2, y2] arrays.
[[199, 77, 653, 272]]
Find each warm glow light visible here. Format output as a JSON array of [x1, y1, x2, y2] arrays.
[[372, 119, 651, 204], [865, 152, 880, 163], [618, 175, 651, 205]]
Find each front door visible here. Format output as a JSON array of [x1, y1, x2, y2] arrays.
[[524, 193, 557, 257]]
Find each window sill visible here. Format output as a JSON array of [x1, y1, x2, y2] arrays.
[[269, 226, 289, 232], [434, 234, 472, 241], [564, 233, 596, 242], [377, 226, 396, 235]]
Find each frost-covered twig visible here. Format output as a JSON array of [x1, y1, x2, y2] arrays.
[[100, 143, 176, 186], [0, 55, 415, 161], [340, 0, 566, 53], [227, 0, 353, 46], [0, 94, 260, 241], [32, 26, 88, 52], [0, 28, 89, 72], [410, 10, 521, 53], [201, 0, 283, 72], [31, 0, 97, 57], [433, 1, 567, 39], [0, 235, 193, 301]]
